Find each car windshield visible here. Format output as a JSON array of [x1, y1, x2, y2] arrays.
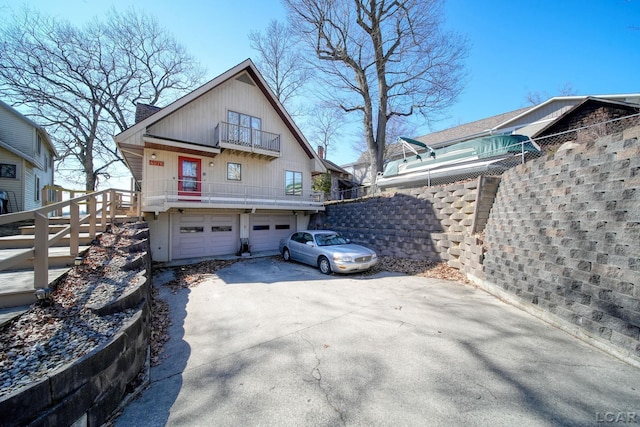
[[315, 233, 348, 246]]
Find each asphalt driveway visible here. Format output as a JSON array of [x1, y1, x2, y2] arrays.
[[115, 257, 640, 426]]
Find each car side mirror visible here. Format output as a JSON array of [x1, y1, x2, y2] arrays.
[[306, 241, 315, 246], [345, 238, 350, 243]]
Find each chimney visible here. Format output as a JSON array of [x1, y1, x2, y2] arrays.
[[135, 103, 162, 124], [317, 145, 325, 159]]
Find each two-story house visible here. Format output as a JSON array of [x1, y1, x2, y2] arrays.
[[115, 59, 326, 262], [0, 100, 56, 213]]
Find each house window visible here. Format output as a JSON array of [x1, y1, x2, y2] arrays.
[[253, 225, 269, 231], [275, 224, 290, 230], [227, 111, 262, 145], [36, 134, 42, 155], [212, 226, 232, 232], [44, 155, 48, 172], [285, 170, 302, 196], [0, 164, 17, 179], [227, 162, 241, 181], [35, 176, 40, 201]]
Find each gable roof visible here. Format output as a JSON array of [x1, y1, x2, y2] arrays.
[[345, 93, 640, 171], [320, 158, 350, 175], [415, 106, 531, 148], [531, 96, 640, 139], [0, 99, 57, 159], [116, 59, 318, 160]]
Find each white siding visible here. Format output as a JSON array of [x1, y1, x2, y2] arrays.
[[143, 72, 315, 199], [23, 164, 37, 211], [504, 100, 579, 130], [0, 150, 23, 212], [0, 105, 54, 212], [0, 103, 34, 156]]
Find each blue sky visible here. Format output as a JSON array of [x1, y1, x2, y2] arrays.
[[1, 0, 639, 175]]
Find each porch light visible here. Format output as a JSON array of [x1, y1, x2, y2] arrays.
[[151, 153, 157, 159], [209, 161, 214, 167], [74, 257, 83, 266]]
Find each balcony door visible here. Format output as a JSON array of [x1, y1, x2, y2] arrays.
[[228, 111, 261, 146], [178, 156, 201, 199]]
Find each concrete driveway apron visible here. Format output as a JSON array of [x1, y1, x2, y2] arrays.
[[115, 257, 640, 426]]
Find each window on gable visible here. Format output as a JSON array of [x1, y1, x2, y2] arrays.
[[36, 134, 42, 155], [227, 162, 241, 181], [285, 170, 302, 196]]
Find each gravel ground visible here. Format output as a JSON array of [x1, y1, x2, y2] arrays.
[[0, 224, 146, 398]]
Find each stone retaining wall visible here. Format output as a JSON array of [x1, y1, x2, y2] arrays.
[[0, 223, 151, 427], [312, 176, 492, 272], [314, 126, 640, 366], [479, 128, 640, 365]]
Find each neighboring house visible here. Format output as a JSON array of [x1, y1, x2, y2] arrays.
[[115, 59, 326, 262], [345, 93, 640, 185], [530, 96, 640, 144], [314, 146, 356, 200], [0, 100, 57, 213]]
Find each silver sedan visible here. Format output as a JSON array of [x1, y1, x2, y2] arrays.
[[279, 230, 378, 274]]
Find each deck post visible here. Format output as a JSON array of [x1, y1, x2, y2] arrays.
[[70, 200, 79, 257], [100, 192, 107, 230], [88, 195, 97, 238], [33, 212, 49, 290], [110, 190, 117, 222]]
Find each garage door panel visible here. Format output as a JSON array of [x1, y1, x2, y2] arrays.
[[172, 213, 239, 259], [249, 215, 295, 252]]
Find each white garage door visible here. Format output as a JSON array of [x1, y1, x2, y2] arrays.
[[249, 214, 296, 252], [172, 213, 239, 259]]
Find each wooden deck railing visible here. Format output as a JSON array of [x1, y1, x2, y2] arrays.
[[0, 188, 141, 290]]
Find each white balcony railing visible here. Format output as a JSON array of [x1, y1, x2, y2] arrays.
[[214, 122, 280, 153], [142, 179, 324, 210]]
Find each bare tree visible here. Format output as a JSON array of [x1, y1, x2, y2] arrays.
[[525, 82, 578, 106], [352, 114, 419, 163], [0, 7, 204, 190], [304, 103, 346, 159], [283, 0, 467, 175], [249, 20, 312, 109]]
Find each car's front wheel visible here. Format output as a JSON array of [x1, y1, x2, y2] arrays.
[[282, 248, 291, 261], [318, 256, 332, 275]]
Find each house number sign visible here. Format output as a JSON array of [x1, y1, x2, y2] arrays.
[[149, 160, 164, 166]]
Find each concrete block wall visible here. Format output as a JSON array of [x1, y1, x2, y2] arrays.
[[480, 129, 640, 364], [0, 223, 152, 427], [315, 178, 488, 268]]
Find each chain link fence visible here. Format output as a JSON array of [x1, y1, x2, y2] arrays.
[[335, 113, 640, 199]]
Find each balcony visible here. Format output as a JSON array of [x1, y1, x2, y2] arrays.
[[214, 122, 281, 159], [141, 179, 324, 212]]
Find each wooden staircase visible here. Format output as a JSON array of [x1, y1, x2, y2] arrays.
[[0, 189, 141, 316]]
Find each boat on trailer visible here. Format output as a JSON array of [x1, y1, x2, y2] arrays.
[[376, 134, 541, 188]]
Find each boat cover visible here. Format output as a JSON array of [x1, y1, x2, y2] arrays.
[[382, 134, 538, 177]]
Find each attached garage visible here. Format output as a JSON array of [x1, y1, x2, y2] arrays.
[[249, 214, 296, 252], [171, 213, 239, 259]]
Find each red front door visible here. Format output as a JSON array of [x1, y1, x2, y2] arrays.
[[178, 156, 201, 199]]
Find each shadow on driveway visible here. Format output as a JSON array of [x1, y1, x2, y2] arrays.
[[114, 258, 640, 426]]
